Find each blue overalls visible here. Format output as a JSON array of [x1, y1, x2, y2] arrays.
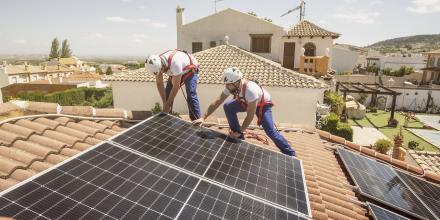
[[223, 87, 296, 156], [165, 70, 201, 121]]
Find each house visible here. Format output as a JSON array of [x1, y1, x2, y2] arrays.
[[0, 101, 438, 219], [0, 61, 74, 85], [331, 44, 367, 74], [176, 6, 339, 73], [421, 49, 440, 85], [103, 44, 327, 127], [366, 52, 426, 71]]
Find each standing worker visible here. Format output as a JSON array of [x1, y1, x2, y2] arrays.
[[193, 67, 295, 156], [145, 50, 201, 120]]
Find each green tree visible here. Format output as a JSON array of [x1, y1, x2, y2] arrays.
[[60, 39, 72, 58], [96, 66, 103, 75], [105, 66, 113, 75], [49, 38, 60, 59]]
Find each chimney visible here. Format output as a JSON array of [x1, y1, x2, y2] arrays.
[[176, 5, 185, 48]]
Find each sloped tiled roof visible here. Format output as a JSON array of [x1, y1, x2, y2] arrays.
[[103, 45, 327, 89], [286, 20, 340, 38], [30, 72, 102, 84], [4, 64, 72, 75], [409, 150, 440, 175]]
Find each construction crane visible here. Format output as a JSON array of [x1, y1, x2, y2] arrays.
[[281, 0, 306, 21], [214, 0, 225, 13]]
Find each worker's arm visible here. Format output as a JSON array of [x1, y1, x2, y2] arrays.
[[193, 92, 228, 125], [240, 100, 257, 132], [155, 73, 166, 105], [163, 75, 182, 113]]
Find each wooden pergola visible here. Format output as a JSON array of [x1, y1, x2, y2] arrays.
[[336, 82, 401, 121]]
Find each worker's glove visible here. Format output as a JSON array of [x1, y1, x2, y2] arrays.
[[192, 118, 205, 127]]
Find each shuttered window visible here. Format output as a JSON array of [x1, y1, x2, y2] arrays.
[[192, 42, 203, 53], [250, 34, 272, 53]]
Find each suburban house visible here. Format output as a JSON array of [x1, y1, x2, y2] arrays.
[[366, 52, 426, 71], [176, 6, 339, 73], [421, 49, 440, 85], [104, 44, 326, 127], [331, 44, 368, 74], [0, 61, 73, 85]]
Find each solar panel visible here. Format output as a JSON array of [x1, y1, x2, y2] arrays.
[[1, 113, 311, 219], [205, 139, 310, 216], [177, 180, 307, 220], [337, 148, 436, 220], [368, 203, 410, 220], [112, 114, 226, 175], [0, 143, 199, 220], [396, 170, 440, 219]]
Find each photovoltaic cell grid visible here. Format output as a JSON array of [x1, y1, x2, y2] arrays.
[[396, 170, 440, 219], [205, 140, 309, 215], [368, 203, 410, 220], [177, 181, 308, 220], [0, 143, 199, 220], [112, 114, 226, 175], [337, 148, 437, 220]]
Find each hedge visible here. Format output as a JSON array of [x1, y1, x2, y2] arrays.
[[320, 113, 353, 141], [7, 87, 113, 108], [324, 91, 345, 115]]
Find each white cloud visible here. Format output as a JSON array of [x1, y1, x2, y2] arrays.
[[138, 18, 151, 23], [105, 16, 134, 23], [151, 22, 167, 28], [12, 40, 26, 44], [334, 10, 380, 24], [132, 34, 150, 43], [408, 0, 440, 14], [84, 33, 105, 40]]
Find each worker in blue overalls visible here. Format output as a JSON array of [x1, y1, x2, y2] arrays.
[[145, 50, 201, 120], [193, 67, 295, 156]]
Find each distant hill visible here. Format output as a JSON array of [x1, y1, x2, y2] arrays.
[[367, 34, 440, 53]]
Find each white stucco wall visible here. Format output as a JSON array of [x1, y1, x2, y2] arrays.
[[280, 37, 334, 69], [178, 9, 285, 62], [109, 81, 322, 128], [331, 47, 359, 73]]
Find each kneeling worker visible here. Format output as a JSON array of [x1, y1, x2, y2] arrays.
[[193, 67, 295, 156], [145, 50, 201, 120]]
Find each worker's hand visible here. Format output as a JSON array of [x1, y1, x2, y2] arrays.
[[192, 118, 205, 126], [229, 131, 242, 139]]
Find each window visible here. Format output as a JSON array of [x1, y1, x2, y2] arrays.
[[192, 42, 203, 53], [250, 34, 272, 53], [304, 42, 316, 56], [210, 41, 217, 48]]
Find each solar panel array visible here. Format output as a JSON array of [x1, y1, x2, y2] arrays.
[[338, 148, 439, 220], [368, 203, 410, 220], [0, 113, 311, 220]]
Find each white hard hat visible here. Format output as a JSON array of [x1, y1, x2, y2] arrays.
[[145, 55, 162, 75], [222, 67, 243, 84]]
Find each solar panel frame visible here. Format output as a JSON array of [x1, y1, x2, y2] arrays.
[[337, 148, 437, 220], [368, 202, 411, 220]]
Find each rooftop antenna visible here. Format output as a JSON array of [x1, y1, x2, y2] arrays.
[[214, 0, 225, 13], [281, 0, 306, 21]]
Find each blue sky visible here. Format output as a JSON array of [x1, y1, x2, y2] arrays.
[[1, 0, 439, 56]]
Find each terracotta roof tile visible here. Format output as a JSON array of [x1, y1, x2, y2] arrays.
[[103, 45, 327, 89], [0, 129, 23, 145], [286, 20, 340, 38], [66, 121, 100, 135], [95, 108, 125, 118], [26, 102, 58, 114], [12, 140, 57, 158], [0, 103, 20, 116], [79, 120, 108, 131], [84, 137, 102, 146], [1, 123, 35, 137], [15, 119, 50, 134], [94, 133, 112, 141], [55, 126, 90, 141], [72, 142, 92, 151], [42, 130, 80, 146], [53, 117, 74, 125], [33, 117, 61, 129], [409, 150, 440, 175], [28, 135, 68, 151], [60, 106, 94, 116]]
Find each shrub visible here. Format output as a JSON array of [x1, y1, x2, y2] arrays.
[[374, 139, 392, 154], [335, 124, 353, 141], [368, 106, 378, 113], [320, 113, 339, 133], [151, 102, 180, 117], [324, 91, 345, 115], [408, 141, 419, 150], [388, 118, 399, 128]]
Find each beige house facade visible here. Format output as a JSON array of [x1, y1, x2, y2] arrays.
[[176, 7, 339, 71]]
